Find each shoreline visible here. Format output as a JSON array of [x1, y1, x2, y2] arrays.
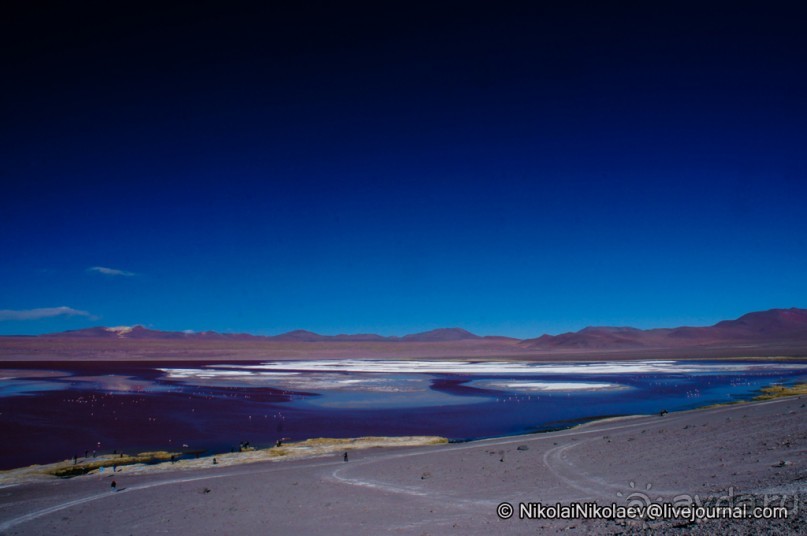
[[1, 393, 805, 534], [4, 382, 804, 487]]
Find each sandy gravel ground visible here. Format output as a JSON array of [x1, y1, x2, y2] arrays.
[[0, 396, 804, 535]]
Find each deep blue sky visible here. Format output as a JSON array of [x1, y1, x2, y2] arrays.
[[1, 2, 806, 337]]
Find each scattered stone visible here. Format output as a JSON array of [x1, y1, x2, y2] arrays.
[[516, 445, 529, 451]]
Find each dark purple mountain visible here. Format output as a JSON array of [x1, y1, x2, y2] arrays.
[[519, 308, 807, 349]]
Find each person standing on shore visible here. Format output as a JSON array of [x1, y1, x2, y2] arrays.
[[343, 452, 348, 462], [111, 480, 117, 491]]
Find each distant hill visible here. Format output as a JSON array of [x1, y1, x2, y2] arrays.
[[519, 308, 807, 349], [401, 328, 481, 342], [46, 325, 259, 340], [46, 325, 177, 339], [268, 330, 388, 342]]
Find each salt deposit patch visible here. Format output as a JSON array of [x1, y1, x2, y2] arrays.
[[472, 380, 628, 392], [219, 359, 807, 375], [159, 368, 428, 392], [159, 368, 299, 379], [158, 368, 306, 389]]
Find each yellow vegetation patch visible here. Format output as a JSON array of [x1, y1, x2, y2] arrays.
[[755, 382, 807, 401], [47, 451, 178, 478], [701, 381, 807, 409]]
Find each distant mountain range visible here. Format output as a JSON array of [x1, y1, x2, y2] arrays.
[[41, 325, 503, 343], [37, 308, 807, 348]]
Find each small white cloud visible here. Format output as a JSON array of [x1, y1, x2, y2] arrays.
[[0, 306, 94, 321], [88, 266, 136, 277]]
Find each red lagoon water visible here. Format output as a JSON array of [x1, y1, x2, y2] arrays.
[[1, 359, 805, 470]]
